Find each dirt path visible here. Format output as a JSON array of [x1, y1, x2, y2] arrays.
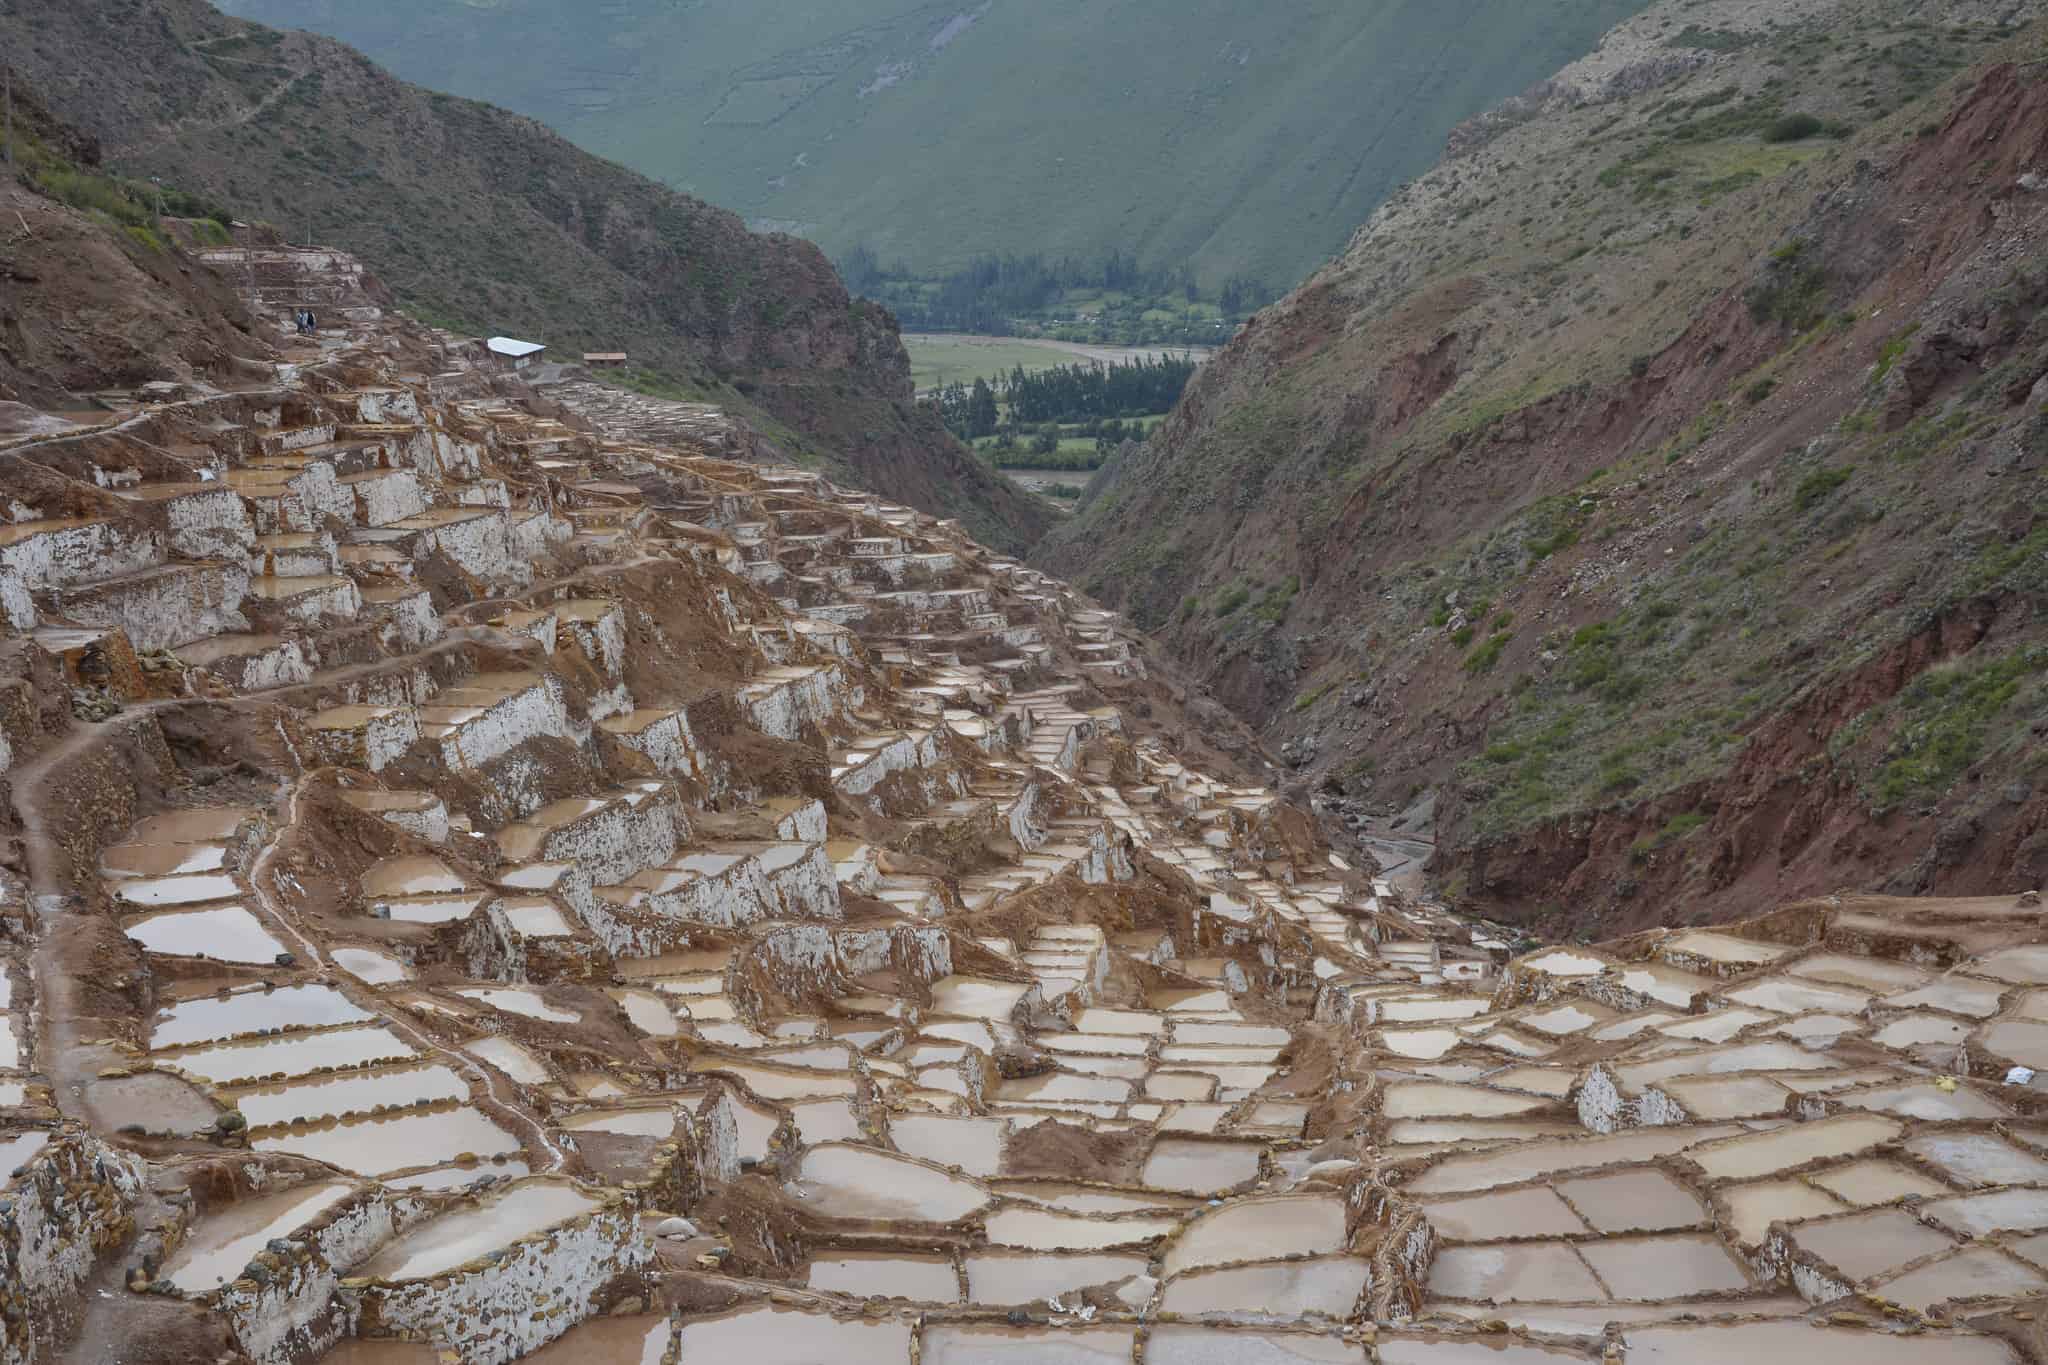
[[111, 37, 305, 160], [12, 702, 205, 1132]]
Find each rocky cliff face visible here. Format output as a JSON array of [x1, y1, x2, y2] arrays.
[[0, 0, 1049, 551], [1040, 0, 2048, 936]]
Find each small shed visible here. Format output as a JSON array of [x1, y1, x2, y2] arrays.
[[582, 352, 628, 369], [487, 337, 548, 372]]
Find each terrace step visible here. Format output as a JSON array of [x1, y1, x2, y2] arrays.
[[174, 632, 315, 690], [249, 531, 340, 578], [0, 517, 163, 591], [243, 574, 362, 633], [52, 560, 250, 652]]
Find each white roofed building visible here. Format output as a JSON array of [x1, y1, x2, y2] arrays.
[[487, 337, 548, 371]]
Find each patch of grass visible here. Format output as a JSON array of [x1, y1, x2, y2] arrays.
[[1864, 647, 2048, 810], [1669, 95, 1788, 144], [1464, 629, 1512, 674], [607, 366, 717, 403], [1793, 465, 1853, 512], [1963, 524, 2048, 599], [904, 335, 1144, 393], [1747, 238, 1832, 331], [1521, 491, 1594, 563], [1561, 620, 1648, 704], [1696, 169, 1763, 199], [1212, 583, 1251, 618], [24, 155, 231, 235], [1871, 323, 1921, 386], [1744, 377, 1777, 404], [1294, 682, 1334, 712], [1631, 809, 1709, 860], [1252, 575, 1301, 624], [1668, 25, 1757, 52], [122, 225, 168, 254], [1526, 524, 1581, 560], [1763, 112, 1827, 142], [27, 165, 155, 227]]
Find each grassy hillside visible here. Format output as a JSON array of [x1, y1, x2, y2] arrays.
[[1039, 0, 2048, 934], [211, 0, 1648, 293], [0, 0, 1050, 551]]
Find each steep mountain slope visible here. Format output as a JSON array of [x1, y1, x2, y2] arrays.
[[211, 0, 1647, 292], [1040, 0, 2048, 936], [0, 0, 1049, 551], [0, 75, 265, 413]]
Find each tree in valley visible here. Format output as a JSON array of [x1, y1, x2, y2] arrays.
[[967, 377, 999, 438]]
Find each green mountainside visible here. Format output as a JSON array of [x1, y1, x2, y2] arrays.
[[0, 0, 1048, 551], [210, 0, 1648, 293], [1038, 0, 2048, 934]]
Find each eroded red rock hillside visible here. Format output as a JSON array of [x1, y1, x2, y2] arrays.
[[1041, 0, 2048, 939]]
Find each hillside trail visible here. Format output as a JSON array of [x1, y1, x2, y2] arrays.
[[11, 700, 197, 1202], [114, 39, 307, 160]]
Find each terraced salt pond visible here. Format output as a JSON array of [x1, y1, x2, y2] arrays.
[[333, 947, 411, 984], [151, 984, 373, 1047], [0, 1130, 51, 1179], [559, 1106, 678, 1138], [455, 988, 581, 1023], [125, 907, 284, 962], [100, 842, 229, 878], [671, 1306, 909, 1365], [522, 1316, 672, 1364], [359, 1179, 596, 1280], [925, 1324, 1136, 1362], [165, 1181, 353, 1292], [125, 808, 258, 843], [253, 1105, 522, 1175], [808, 1252, 961, 1302], [465, 1035, 551, 1085], [1140, 1138, 1262, 1193], [928, 976, 1033, 1019], [160, 1025, 417, 1084], [110, 872, 243, 907], [889, 1113, 1008, 1175], [382, 894, 486, 925], [986, 1206, 1179, 1251], [224, 1063, 468, 1128], [1160, 1258, 1368, 1320], [795, 1144, 991, 1222]]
